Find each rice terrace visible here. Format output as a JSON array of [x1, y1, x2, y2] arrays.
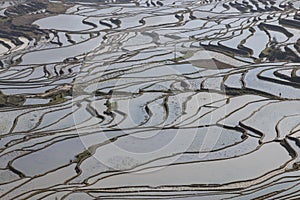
[[0, 0, 300, 199]]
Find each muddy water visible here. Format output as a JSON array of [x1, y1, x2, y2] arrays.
[[0, 0, 300, 199]]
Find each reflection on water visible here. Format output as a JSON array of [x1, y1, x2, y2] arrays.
[[0, 0, 300, 199]]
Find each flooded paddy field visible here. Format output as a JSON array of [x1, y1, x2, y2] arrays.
[[0, 0, 300, 199]]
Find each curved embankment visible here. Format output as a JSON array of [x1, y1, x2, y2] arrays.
[[0, 0, 300, 199]]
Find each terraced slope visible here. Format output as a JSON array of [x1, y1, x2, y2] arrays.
[[0, 0, 300, 199]]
